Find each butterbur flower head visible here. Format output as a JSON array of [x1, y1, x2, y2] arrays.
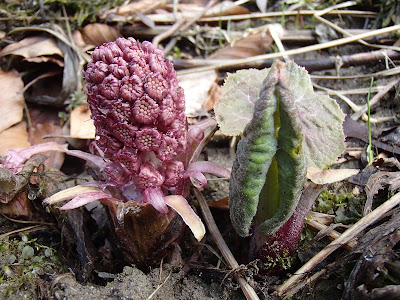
[[85, 37, 188, 206]]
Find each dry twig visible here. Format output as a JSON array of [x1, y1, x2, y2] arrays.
[[275, 191, 400, 297], [177, 24, 400, 75]]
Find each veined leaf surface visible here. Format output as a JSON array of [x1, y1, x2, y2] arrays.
[[222, 61, 345, 236]]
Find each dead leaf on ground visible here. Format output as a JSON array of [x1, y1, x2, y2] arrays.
[[101, 0, 166, 18], [29, 123, 66, 170], [307, 167, 360, 185], [178, 70, 219, 116], [343, 116, 400, 155], [0, 36, 64, 67], [70, 105, 96, 139], [0, 70, 25, 134], [209, 31, 273, 60], [0, 191, 31, 218], [0, 122, 30, 155], [79, 24, 121, 47], [204, 1, 250, 17]]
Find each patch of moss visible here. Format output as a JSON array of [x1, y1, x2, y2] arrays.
[[261, 249, 295, 271], [0, 234, 65, 298], [313, 189, 365, 224], [0, 0, 126, 30]]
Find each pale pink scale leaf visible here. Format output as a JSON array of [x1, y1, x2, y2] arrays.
[[164, 195, 205, 241]]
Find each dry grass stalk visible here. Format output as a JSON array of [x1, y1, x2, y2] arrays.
[[351, 78, 400, 120], [194, 188, 260, 300], [177, 24, 400, 75]]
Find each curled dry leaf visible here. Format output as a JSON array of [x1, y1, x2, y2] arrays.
[[0, 70, 25, 134], [0, 122, 30, 155], [0, 36, 64, 67], [178, 70, 219, 116], [307, 167, 360, 185], [80, 24, 121, 47], [70, 105, 96, 139], [210, 31, 273, 60]]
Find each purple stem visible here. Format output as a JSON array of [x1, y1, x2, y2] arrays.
[[250, 183, 323, 265]]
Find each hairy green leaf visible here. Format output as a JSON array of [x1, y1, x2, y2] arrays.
[[214, 68, 270, 136], [224, 61, 345, 237], [282, 62, 345, 169], [229, 66, 279, 236]]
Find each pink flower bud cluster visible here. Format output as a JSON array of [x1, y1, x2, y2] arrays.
[[85, 38, 187, 193]]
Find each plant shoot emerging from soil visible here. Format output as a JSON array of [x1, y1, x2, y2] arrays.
[[215, 61, 346, 271]]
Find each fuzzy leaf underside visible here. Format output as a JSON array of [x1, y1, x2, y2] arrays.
[[256, 65, 307, 235], [228, 61, 344, 237], [229, 68, 279, 236], [283, 62, 345, 169], [214, 68, 271, 136]]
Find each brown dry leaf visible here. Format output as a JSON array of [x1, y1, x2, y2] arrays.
[[28, 123, 66, 170], [80, 24, 121, 47], [204, 1, 250, 17], [203, 82, 222, 111], [70, 105, 96, 139], [101, 0, 166, 18], [178, 70, 219, 116], [0, 69, 25, 134], [0, 122, 30, 155], [0, 36, 64, 66], [0, 191, 31, 218], [207, 196, 229, 209], [307, 167, 360, 185], [210, 31, 273, 60]]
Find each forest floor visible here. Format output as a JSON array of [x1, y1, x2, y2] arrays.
[[1, 1, 400, 299]]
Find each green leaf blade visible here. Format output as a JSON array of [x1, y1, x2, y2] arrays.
[[282, 62, 346, 169], [214, 68, 270, 136], [229, 68, 279, 236]]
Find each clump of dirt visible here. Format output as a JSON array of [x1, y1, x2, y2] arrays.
[[50, 266, 243, 300]]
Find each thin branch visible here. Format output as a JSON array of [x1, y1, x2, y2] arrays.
[[176, 24, 400, 75], [0, 225, 50, 240], [140, 10, 377, 24], [152, 18, 187, 47]]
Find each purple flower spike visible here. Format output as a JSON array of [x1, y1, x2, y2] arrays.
[[40, 38, 231, 251], [81, 38, 226, 232], [85, 37, 187, 191]]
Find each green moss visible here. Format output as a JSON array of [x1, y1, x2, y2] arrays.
[[313, 189, 365, 225], [261, 249, 295, 271], [0, 0, 126, 29], [0, 235, 65, 297]]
